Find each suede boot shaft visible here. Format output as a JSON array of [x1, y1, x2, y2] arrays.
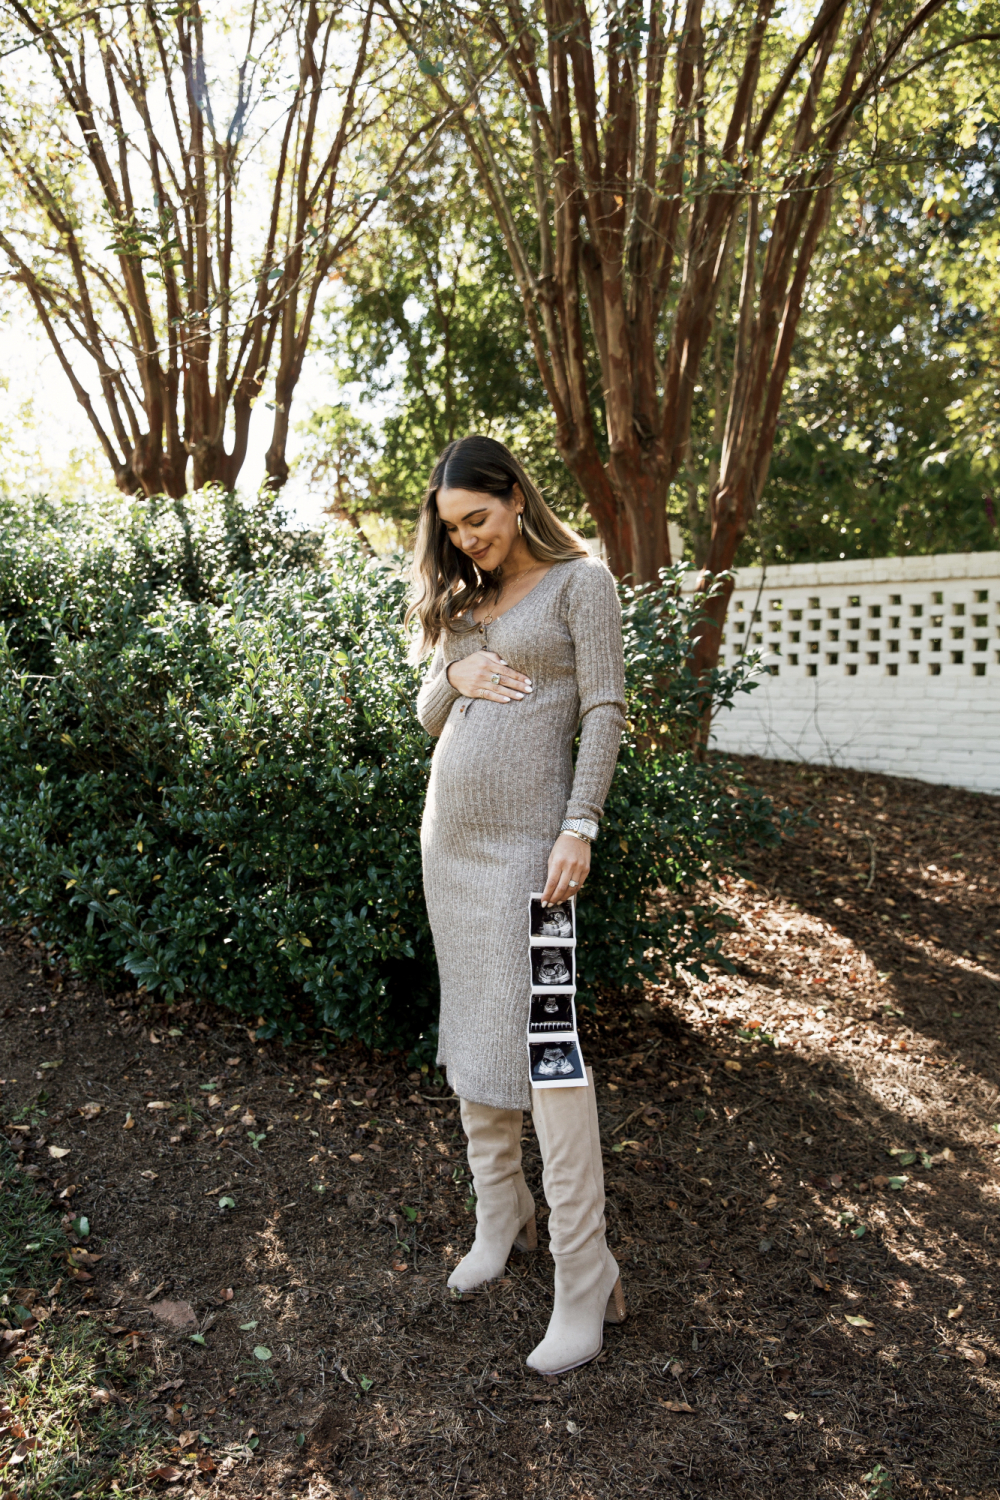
[[447, 1100, 536, 1293], [527, 1068, 625, 1375]]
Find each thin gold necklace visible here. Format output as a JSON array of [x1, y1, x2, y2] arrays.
[[478, 560, 541, 635]]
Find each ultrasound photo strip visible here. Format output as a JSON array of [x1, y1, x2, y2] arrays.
[[527, 990, 577, 1038], [528, 1038, 587, 1088], [527, 893, 586, 1087], [528, 895, 575, 944], [530, 944, 575, 992]]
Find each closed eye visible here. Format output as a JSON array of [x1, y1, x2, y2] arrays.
[[444, 514, 487, 532]]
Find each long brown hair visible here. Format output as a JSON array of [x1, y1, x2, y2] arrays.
[[405, 435, 588, 653]]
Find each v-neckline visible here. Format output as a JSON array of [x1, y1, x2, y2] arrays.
[[469, 560, 563, 632]]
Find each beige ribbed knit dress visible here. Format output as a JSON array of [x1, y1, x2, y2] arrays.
[[416, 555, 626, 1111]]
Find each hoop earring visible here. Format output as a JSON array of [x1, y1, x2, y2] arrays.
[[517, 513, 524, 536]]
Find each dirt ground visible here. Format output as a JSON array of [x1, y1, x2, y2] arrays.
[[2, 754, 1000, 1500]]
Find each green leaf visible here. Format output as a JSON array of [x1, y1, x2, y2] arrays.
[[239, 1321, 258, 1330], [253, 1345, 272, 1361], [190, 1332, 206, 1345], [219, 1195, 236, 1210], [888, 1175, 908, 1190], [71, 1215, 90, 1237]]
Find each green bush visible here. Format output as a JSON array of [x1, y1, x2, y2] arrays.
[[0, 490, 782, 1053]]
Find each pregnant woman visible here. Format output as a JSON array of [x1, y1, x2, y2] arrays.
[[408, 435, 627, 1376]]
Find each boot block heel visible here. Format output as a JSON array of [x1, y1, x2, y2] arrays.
[[513, 1215, 537, 1253], [604, 1277, 627, 1325]]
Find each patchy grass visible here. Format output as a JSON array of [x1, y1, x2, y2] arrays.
[[0, 1141, 166, 1496]]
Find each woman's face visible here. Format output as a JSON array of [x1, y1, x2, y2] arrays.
[[436, 484, 523, 572]]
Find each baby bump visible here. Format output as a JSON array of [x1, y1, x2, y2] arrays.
[[426, 698, 575, 837]]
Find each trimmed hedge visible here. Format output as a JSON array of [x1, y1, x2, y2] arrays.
[[0, 489, 783, 1054]]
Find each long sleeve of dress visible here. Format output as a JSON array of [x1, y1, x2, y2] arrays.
[[563, 560, 626, 825], [416, 642, 461, 737]]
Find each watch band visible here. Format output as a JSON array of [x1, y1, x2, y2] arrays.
[[561, 816, 599, 842]]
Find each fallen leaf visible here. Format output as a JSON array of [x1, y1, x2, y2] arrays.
[[177, 1429, 198, 1447], [659, 1400, 694, 1413], [146, 1101, 170, 1112], [38, 1059, 63, 1070], [783, 1410, 803, 1422], [79, 1102, 101, 1120], [807, 1271, 829, 1290], [936, 1147, 956, 1163], [947, 1305, 964, 1320], [845, 1314, 875, 1329], [239, 1321, 258, 1330], [48, 1145, 71, 1159], [829, 1173, 843, 1188], [763, 1193, 779, 1210], [959, 1345, 986, 1367], [887, 1175, 908, 1190], [151, 1378, 185, 1397], [218, 1288, 234, 1302], [253, 1345, 272, 1361], [148, 1466, 183, 1482], [89, 1387, 113, 1404], [349, 1153, 365, 1163], [207, 1095, 222, 1108], [197, 1457, 216, 1473], [69, 1248, 104, 1266], [724, 1061, 742, 1073], [150, 1300, 198, 1334], [872, 1175, 889, 1188], [140, 1170, 158, 1181]]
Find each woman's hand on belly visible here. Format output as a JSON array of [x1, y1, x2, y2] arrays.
[[447, 651, 532, 703], [541, 833, 591, 906]]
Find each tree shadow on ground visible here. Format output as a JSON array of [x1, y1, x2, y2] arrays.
[[1, 755, 999, 1498]]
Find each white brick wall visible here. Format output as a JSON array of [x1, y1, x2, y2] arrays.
[[694, 552, 1000, 794]]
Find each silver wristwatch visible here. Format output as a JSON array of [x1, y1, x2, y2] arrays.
[[561, 817, 599, 843]]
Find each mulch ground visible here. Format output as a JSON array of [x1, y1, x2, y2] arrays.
[[2, 754, 1000, 1500]]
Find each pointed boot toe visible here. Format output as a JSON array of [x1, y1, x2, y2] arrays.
[[447, 1208, 536, 1292], [525, 1250, 624, 1376]]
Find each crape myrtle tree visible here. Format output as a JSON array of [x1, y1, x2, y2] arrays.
[[0, 0, 450, 498], [301, 158, 586, 538], [384, 0, 998, 668]]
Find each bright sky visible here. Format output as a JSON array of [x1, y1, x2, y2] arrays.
[[0, 293, 364, 530], [0, 0, 396, 532]]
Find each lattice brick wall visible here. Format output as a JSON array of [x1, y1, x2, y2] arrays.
[[693, 552, 1000, 794]]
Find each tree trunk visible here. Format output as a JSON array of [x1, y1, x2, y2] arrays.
[[396, 0, 956, 603], [1, 0, 430, 501]]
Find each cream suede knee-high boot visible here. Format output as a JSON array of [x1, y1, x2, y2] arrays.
[[526, 1068, 626, 1374], [447, 1101, 536, 1294]]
